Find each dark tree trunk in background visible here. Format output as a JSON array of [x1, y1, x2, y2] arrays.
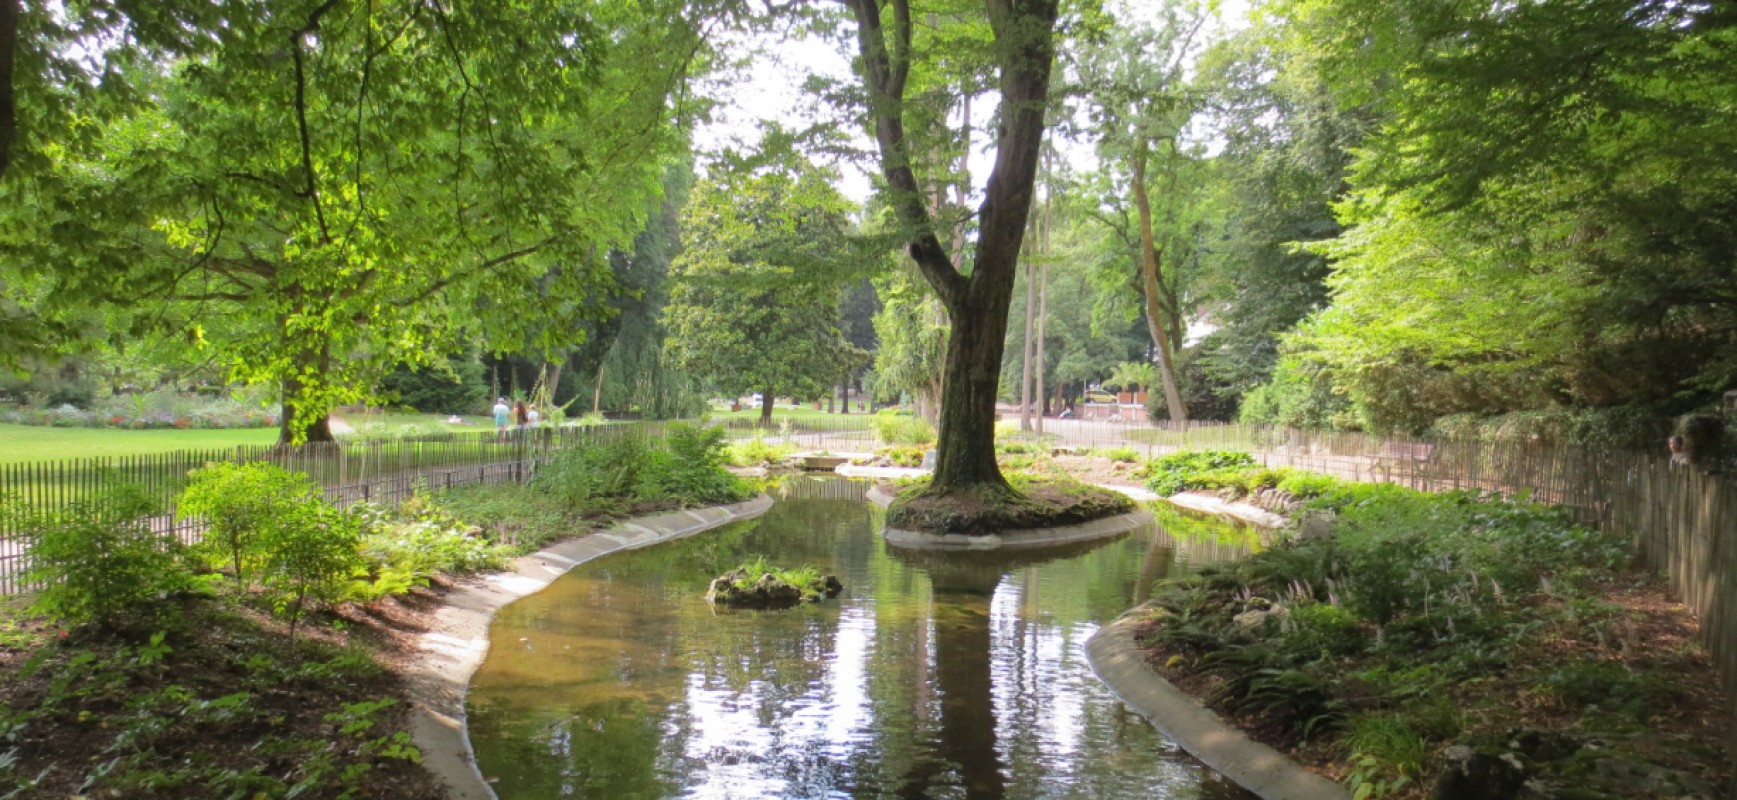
[[759, 388, 774, 428], [278, 374, 336, 445], [0, 0, 18, 184], [846, 0, 1059, 498]]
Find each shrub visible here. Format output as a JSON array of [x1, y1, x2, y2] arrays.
[[352, 499, 511, 597], [873, 411, 935, 445], [1276, 472, 1343, 498], [19, 484, 196, 627], [729, 434, 793, 466], [875, 445, 928, 467], [1143, 449, 1257, 496], [178, 463, 324, 589], [1098, 446, 1140, 463], [258, 501, 365, 639]]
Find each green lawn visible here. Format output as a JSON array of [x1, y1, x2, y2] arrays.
[[0, 423, 280, 465]]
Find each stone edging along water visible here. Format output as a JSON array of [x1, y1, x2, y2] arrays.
[[1088, 490, 1349, 800], [404, 494, 775, 800], [1087, 613, 1350, 800]]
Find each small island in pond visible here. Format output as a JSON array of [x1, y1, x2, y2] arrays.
[[707, 558, 844, 610]]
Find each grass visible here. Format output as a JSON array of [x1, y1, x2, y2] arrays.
[[0, 423, 280, 465]]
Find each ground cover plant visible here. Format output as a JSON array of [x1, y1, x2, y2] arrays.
[[1133, 456, 1730, 799]]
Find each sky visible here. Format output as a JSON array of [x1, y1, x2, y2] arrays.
[[690, 0, 1254, 206]]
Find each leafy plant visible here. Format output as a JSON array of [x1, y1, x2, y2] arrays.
[[1143, 449, 1257, 495], [257, 503, 364, 640], [872, 411, 936, 445], [178, 462, 323, 590], [20, 484, 196, 627]]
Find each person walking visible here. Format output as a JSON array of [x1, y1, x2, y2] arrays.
[[493, 397, 511, 443]]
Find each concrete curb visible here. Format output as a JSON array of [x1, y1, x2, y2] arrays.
[[405, 494, 775, 800], [1087, 612, 1350, 800], [1164, 491, 1289, 529]]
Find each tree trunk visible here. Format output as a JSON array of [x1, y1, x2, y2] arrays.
[[591, 363, 605, 415], [546, 361, 564, 409], [844, 0, 1058, 498], [1129, 142, 1188, 424], [759, 388, 774, 429], [0, 0, 18, 184], [1019, 228, 1038, 432], [278, 373, 336, 445], [931, 292, 1015, 494]]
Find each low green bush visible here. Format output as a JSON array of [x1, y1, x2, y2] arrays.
[[531, 422, 748, 516], [729, 434, 793, 466], [1143, 449, 1257, 496], [179, 462, 325, 590], [18, 484, 198, 627], [875, 445, 928, 466], [873, 411, 935, 446], [352, 498, 511, 597], [1098, 446, 1141, 463]]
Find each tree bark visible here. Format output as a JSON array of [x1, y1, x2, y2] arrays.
[[759, 388, 774, 429], [592, 362, 605, 415], [845, 0, 1058, 497], [0, 0, 18, 184], [1018, 208, 1038, 432], [1129, 142, 1188, 424], [278, 373, 336, 445]]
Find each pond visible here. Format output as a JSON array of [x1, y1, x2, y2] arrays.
[[467, 476, 1265, 799]]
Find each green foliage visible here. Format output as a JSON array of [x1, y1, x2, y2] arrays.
[[178, 463, 323, 589], [17, 485, 195, 627], [352, 499, 511, 599], [1238, 358, 1355, 430], [663, 159, 868, 405], [729, 435, 794, 467], [872, 411, 936, 446], [257, 503, 365, 638], [429, 483, 571, 554], [1098, 447, 1141, 463], [1531, 661, 1675, 722], [531, 424, 749, 516], [1275, 472, 1341, 499], [379, 355, 487, 415], [885, 473, 1137, 534], [1143, 449, 1257, 496], [1143, 470, 1645, 762], [724, 556, 829, 602], [874, 445, 928, 467]]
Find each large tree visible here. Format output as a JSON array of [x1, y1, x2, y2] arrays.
[[1265, 0, 1737, 434], [840, 0, 1058, 500], [664, 162, 865, 427], [1, 0, 729, 442]]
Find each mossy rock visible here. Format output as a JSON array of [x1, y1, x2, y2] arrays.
[[705, 569, 843, 610], [884, 473, 1136, 534]]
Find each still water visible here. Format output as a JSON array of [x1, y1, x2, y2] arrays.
[[468, 476, 1264, 800]]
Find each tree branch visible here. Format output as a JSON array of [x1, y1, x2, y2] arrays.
[[842, 0, 963, 304]]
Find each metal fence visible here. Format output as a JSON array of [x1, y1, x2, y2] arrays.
[[0, 423, 670, 594]]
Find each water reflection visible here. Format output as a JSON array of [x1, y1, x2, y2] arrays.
[[468, 477, 1263, 799]]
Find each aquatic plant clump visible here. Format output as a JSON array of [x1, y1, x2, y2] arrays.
[[705, 557, 843, 610]]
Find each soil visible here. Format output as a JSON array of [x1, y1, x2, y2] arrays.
[[0, 588, 454, 799]]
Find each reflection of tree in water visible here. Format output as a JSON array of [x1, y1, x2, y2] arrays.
[[885, 540, 1125, 800], [469, 481, 1265, 799]]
